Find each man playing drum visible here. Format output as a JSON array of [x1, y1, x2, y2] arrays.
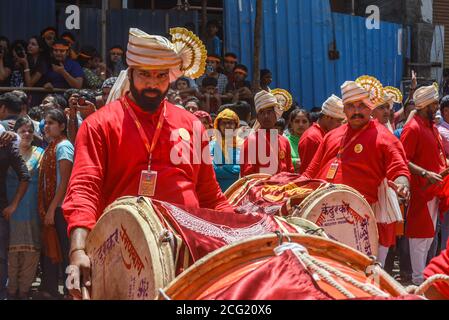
[[302, 76, 411, 267], [62, 28, 233, 299]]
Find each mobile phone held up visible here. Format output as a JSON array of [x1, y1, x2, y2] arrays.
[[15, 44, 26, 59], [78, 97, 87, 106]]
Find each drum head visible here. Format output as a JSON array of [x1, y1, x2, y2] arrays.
[[160, 234, 406, 300], [86, 197, 175, 300], [293, 185, 378, 257]]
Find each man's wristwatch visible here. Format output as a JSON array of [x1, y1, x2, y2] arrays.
[[421, 170, 427, 178]]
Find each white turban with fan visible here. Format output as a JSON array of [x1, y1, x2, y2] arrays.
[[414, 84, 440, 110], [107, 27, 207, 104]]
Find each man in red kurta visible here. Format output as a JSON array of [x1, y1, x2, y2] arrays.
[[240, 90, 294, 177], [424, 238, 449, 299], [63, 28, 232, 299], [303, 79, 410, 266], [400, 84, 447, 285], [299, 94, 345, 173]]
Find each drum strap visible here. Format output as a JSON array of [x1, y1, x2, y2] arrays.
[[151, 203, 184, 268], [135, 197, 185, 272]]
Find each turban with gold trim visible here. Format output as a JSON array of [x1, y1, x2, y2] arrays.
[[107, 27, 207, 104]]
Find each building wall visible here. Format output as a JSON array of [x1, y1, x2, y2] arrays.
[[0, 0, 56, 42], [434, 0, 449, 68], [224, 0, 405, 109]]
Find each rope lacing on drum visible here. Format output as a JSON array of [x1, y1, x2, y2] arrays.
[[274, 239, 389, 299], [305, 228, 325, 236], [302, 253, 389, 298], [158, 288, 172, 300], [405, 274, 449, 296]]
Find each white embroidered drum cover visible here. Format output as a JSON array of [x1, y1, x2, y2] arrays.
[[294, 187, 378, 257], [85, 200, 174, 300]]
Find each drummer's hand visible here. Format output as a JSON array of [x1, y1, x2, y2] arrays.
[[67, 250, 91, 300], [425, 171, 443, 185], [396, 184, 410, 202]]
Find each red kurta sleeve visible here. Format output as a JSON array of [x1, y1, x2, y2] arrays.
[[62, 120, 107, 236], [400, 123, 418, 162], [424, 239, 449, 299], [196, 128, 234, 212], [303, 137, 327, 179], [299, 135, 320, 174], [383, 135, 411, 182], [240, 136, 256, 177]]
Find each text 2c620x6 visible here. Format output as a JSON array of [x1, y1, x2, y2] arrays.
[[220, 305, 272, 315]]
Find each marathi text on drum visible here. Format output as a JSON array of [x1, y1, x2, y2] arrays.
[[315, 202, 373, 256], [120, 225, 146, 276]]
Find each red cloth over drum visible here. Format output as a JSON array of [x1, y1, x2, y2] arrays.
[[161, 235, 421, 301], [200, 250, 333, 300], [201, 251, 422, 301], [225, 172, 324, 216], [153, 200, 298, 264]]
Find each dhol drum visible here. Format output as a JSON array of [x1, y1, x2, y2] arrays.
[[291, 184, 378, 257], [85, 197, 176, 300], [159, 234, 411, 300], [84, 196, 312, 300], [226, 174, 378, 257]]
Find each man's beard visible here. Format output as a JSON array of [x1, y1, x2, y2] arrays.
[[426, 108, 435, 121], [129, 76, 168, 112]]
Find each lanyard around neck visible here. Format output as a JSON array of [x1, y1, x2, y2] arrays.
[[122, 97, 166, 168]]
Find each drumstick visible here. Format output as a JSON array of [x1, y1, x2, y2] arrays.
[[81, 286, 91, 300], [440, 168, 449, 179]]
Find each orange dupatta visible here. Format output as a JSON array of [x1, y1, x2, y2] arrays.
[[38, 137, 65, 264]]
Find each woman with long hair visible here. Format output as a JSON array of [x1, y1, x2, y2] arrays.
[[106, 45, 127, 77], [38, 109, 74, 299], [6, 117, 44, 300], [9, 40, 28, 88], [286, 108, 311, 172], [16, 36, 50, 106]]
